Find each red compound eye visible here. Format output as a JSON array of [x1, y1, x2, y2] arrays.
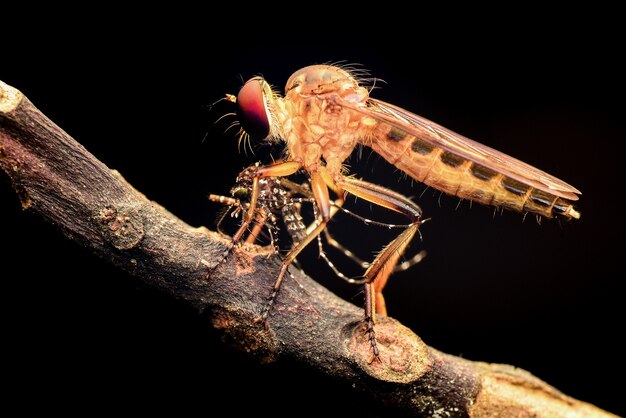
[[236, 77, 270, 140]]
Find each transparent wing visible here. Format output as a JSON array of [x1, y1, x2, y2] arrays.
[[343, 97, 581, 201]]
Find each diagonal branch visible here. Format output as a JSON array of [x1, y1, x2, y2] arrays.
[[0, 80, 614, 417]]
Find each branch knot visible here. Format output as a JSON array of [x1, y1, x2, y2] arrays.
[[98, 204, 144, 250]]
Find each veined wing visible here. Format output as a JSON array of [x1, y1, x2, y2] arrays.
[[345, 97, 581, 201]]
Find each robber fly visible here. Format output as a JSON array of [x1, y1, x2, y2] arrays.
[[209, 163, 425, 325], [218, 64, 580, 360]]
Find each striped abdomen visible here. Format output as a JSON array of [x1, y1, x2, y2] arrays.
[[369, 124, 580, 220]]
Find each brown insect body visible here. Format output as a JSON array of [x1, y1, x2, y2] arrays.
[[267, 65, 580, 220]]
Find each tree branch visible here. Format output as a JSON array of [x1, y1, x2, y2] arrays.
[[0, 80, 614, 417]]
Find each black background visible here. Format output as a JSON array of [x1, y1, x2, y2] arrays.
[[2, 14, 623, 417]]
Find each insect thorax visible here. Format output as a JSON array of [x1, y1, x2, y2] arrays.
[[272, 65, 375, 177]]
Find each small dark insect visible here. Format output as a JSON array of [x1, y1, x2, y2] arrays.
[[208, 163, 425, 361]]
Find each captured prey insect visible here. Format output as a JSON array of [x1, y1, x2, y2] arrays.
[[208, 163, 426, 328], [218, 64, 581, 360]]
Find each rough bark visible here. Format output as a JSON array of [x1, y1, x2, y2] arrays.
[[0, 80, 615, 417]]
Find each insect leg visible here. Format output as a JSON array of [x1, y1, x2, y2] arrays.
[[208, 194, 240, 237], [311, 191, 426, 281], [244, 210, 268, 244], [338, 176, 422, 316], [260, 170, 332, 320], [336, 176, 422, 361], [278, 180, 366, 284], [206, 194, 250, 268], [339, 176, 422, 220], [364, 281, 379, 360], [393, 249, 427, 272], [316, 233, 362, 283], [208, 194, 271, 246], [322, 224, 426, 273]]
